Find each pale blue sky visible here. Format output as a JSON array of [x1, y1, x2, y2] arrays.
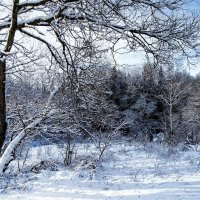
[[192, 0, 200, 6], [116, 0, 200, 76]]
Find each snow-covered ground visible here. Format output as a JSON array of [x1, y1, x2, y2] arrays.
[[1, 141, 200, 200]]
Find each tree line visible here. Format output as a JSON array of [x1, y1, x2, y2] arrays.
[[6, 62, 200, 147]]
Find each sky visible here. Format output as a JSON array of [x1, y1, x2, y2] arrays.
[[192, 0, 200, 6], [1, 0, 200, 76], [115, 0, 200, 76]]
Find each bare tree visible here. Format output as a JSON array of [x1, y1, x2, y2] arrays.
[[158, 69, 191, 144]]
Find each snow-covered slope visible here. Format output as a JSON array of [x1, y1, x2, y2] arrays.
[[1, 141, 200, 200]]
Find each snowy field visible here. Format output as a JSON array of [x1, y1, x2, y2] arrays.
[[1, 141, 200, 200]]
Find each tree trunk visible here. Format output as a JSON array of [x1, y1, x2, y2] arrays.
[[0, 59, 6, 153]]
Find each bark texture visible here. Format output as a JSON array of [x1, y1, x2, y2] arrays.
[[0, 60, 6, 153]]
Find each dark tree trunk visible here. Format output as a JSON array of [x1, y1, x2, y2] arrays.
[[0, 59, 6, 153]]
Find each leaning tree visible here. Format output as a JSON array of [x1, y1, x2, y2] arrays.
[[0, 0, 200, 174]]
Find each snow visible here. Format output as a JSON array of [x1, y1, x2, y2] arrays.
[[19, 0, 45, 4], [1, 141, 200, 199]]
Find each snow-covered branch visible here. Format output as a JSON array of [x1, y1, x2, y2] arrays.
[[0, 86, 60, 175]]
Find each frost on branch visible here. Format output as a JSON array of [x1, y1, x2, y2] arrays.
[[0, 86, 59, 175]]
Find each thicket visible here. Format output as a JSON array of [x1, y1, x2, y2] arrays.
[[6, 62, 200, 151]]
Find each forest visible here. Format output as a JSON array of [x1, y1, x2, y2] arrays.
[[1, 0, 200, 199], [6, 61, 200, 148]]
